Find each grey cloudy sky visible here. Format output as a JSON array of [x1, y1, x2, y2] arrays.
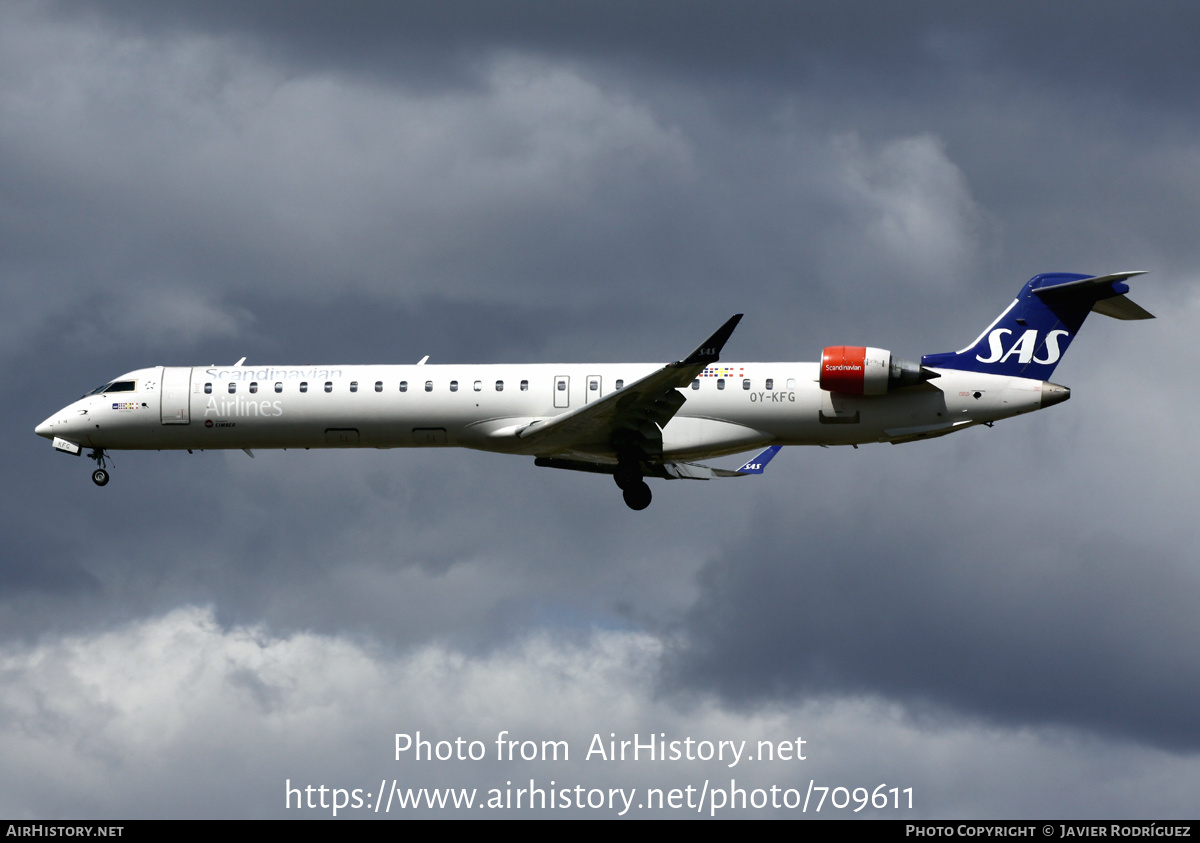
[[4, 0, 1198, 818]]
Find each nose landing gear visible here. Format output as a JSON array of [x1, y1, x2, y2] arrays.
[[88, 449, 111, 486]]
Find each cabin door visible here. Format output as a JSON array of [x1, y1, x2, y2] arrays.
[[160, 367, 192, 424]]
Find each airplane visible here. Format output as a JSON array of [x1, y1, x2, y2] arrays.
[[35, 271, 1152, 510]]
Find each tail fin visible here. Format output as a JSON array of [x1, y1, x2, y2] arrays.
[[921, 271, 1153, 379]]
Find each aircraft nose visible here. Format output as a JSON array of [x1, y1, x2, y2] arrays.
[[35, 415, 56, 439]]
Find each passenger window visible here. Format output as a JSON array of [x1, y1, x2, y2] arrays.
[[616, 379, 624, 390], [557, 381, 566, 391], [249, 382, 258, 394], [425, 381, 433, 392], [300, 382, 308, 393], [375, 381, 382, 392], [228, 383, 236, 394], [496, 380, 503, 391], [717, 379, 725, 390], [520, 380, 529, 391], [474, 381, 482, 392], [204, 383, 212, 394], [787, 378, 796, 389], [450, 381, 458, 392], [691, 380, 699, 390], [589, 379, 598, 391], [324, 382, 333, 393], [400, 381, 408, 392], [743, 379, 750, 390], [350, 381, 358, 393], [275, 382, 283, 393], [765, 378, 774, 390]]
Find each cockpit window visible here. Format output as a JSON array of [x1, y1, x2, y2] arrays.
[[85, 380, 136, 397]]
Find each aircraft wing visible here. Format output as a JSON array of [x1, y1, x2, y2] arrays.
[[536, 444, 782, 480], [515, 314, 743, 456]]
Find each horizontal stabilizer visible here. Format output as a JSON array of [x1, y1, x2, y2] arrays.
[[1031, 270, 1153, 321], [1032, 270, 1146, 299], [1091, 295, 1154, 320]]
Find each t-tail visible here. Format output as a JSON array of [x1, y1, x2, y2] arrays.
[[921, 272, 1154, 379]]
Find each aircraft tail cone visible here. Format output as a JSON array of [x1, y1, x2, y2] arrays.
[[1040, 382, 1070, 408]]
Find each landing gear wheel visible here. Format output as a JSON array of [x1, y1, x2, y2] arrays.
[[92, 468, 109, 487], [622, 481, 652, 511], [613, 465, 640, 491]]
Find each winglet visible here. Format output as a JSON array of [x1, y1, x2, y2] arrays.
[[677, 314, 743, 366], [663, 444, 782, 479], [735, 445, 781, 474]]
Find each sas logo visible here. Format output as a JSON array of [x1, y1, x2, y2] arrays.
[[976, 329, 1070, 365]]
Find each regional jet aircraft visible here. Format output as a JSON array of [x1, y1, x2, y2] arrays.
[[36, 272, 1152, 509]]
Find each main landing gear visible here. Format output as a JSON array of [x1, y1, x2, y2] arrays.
[[88, 449, 110, 486], [614, 460, 652, 511]]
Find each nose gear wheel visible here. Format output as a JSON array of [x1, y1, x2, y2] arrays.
[[87, 449, 112, 486]]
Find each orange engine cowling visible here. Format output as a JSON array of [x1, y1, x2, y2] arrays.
[[819, 346, 931, 395], [820, 346, 892, 395]]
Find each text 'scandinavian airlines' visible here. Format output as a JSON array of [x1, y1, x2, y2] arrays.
[[37, 272, 1152, 509]]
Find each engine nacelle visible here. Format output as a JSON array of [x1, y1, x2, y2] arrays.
[[820, 346, 928, 395]]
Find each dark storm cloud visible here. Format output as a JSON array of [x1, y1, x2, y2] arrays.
[[5, 0, 1200, 817], [669, 491, 1200, 750], [65, 1, 1200, 112], [3, 0, 1177, 659]]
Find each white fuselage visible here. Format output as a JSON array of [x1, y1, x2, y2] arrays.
[[36, 362, 1054, 461]]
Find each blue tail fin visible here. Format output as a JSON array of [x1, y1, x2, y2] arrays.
[[921, 272, 1152, 379]]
